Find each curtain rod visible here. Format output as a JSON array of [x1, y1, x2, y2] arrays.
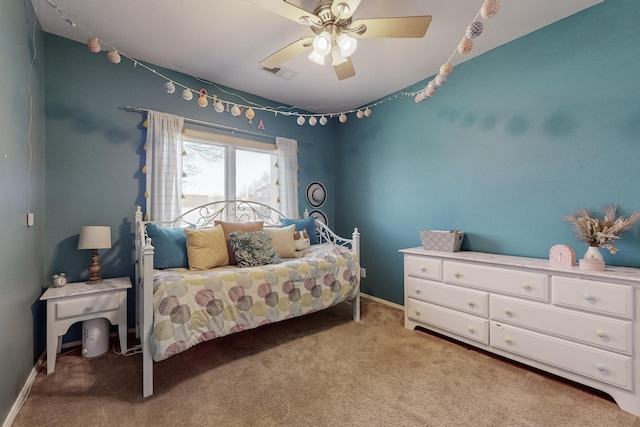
[[120, 106, 312, 145]]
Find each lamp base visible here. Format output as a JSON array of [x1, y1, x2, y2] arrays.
[[87, 249, 103, 285]]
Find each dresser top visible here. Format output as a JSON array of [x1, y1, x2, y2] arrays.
[[400, 247, 640, 285]]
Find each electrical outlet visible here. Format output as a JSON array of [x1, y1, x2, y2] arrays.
[[360, 267, 366, 278]]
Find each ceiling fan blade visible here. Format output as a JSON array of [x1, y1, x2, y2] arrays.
[[351, 16, 432, 38], [247, 0, 316, 25], [334, 57, 356, 81], [331, 0, 361, 20], [260, 36, 314, 69]]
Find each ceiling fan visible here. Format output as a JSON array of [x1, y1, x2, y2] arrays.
[[254, 0, 432, 80]]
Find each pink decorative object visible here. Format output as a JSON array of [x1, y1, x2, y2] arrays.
[[87, 39, 101, 53], [107, 50, 121, 64], [466, 21, 484, 39], [356, 110, 364, 119], [364, 108, 372, 117], [481, 0, 500, 19], [549, 244, 576, 266], [439, 62, 453, 76], [457, 38, 473, 54], [198, 89, 208, 107], [579, 257, 605, 271], [339, 113, 347, 123]]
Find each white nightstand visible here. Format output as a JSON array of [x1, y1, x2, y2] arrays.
[[40, 276, 131, 374]]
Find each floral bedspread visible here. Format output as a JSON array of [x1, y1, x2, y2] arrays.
[[151, 244, 360, 362]]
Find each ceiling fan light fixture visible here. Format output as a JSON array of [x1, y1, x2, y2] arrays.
[[312, 32, 332, 56], [331, 47, 347, 66], [308, 50, 325, 65], [336, 33, 357, 57]]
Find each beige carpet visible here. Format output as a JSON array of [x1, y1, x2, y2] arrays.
[[13, 298, 640, 426]]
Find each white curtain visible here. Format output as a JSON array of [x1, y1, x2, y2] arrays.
[[276, 137, 299, 219], [145, 111, 184, 222]]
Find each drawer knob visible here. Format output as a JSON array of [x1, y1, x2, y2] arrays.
[[420, 266, 427, 273], [595, 363, 607, 372], [84, 306, 93, 311], [414, 288, 421, 294], [504, 309, 513, 317], [415, 310, 421, 316], [596, 330, 607, 338], [584, 293, 596, 303], [504, 336, 512, 345], [467, 301, 475, 308], [467, 326, 475, 334], [454, 272, 462, 279], [522, 284, 532, 291]]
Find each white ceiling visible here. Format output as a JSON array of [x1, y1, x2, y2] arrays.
[[34, 0, 602, 114]]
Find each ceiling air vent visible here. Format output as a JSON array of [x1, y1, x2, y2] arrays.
[[260, 66, 297, 81]]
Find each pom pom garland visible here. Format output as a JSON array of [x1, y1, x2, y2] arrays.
[[182, 89, 193, 101], [457, 38, 473, 54], [481, 0, 500, 19], [466, 21, 484, 39], [435, 74, 447, 86], [164, 81, 175, 94], [439, 62, 453, 76], [339, 113, 347, 123], [107, 50, 121, 63], [87, 38, 101, 53]]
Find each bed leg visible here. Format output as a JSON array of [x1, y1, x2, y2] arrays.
[[352, 292, 361, 321]]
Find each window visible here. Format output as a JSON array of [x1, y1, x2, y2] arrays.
[[181, 130, 277, 215]]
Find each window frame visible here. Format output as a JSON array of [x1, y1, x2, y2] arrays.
[[181, 128, 277, 207]]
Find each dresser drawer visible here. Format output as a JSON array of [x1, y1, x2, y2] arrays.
[[490, 322, 632, 390], [55, 293, 121, 319], [552, 277, 633, 319], [407, 299, 488, 344], [404, 255, 442, 281], [444, 261, 549, 301], [407, 276, 488, 317], [491, 295, 632, 354]]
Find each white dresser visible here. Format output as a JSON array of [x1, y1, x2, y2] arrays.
[[400, 247, 640, 416]]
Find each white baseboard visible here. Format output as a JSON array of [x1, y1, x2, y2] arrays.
[[360, 293, 404, 310], [3, 353, 45, 427]]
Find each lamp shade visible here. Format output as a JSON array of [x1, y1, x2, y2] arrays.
[[78, 226, 112, 250]]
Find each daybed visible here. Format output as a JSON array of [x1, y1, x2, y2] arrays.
[[134, 201, 361, 397]]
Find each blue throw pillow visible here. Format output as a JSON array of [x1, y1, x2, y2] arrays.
[[281, 217, 319, 245], [146, 222, 192, 269]]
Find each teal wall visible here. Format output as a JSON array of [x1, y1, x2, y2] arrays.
[[43, 35, 338, 340], [3, 0, 639, 420], [336, 0, 640, 304], [0, 0, 46, 422]]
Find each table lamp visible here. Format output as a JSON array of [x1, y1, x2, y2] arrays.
[[78, 226, 112, 284]]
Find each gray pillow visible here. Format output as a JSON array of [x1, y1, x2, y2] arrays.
[[230, 231, 281, 268]]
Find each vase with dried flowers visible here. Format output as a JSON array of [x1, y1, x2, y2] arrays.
[[563, 205, 640, 262]]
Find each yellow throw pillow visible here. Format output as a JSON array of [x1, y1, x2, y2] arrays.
[[185, 225, 229, 270], [266, 225, 297, 258]]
